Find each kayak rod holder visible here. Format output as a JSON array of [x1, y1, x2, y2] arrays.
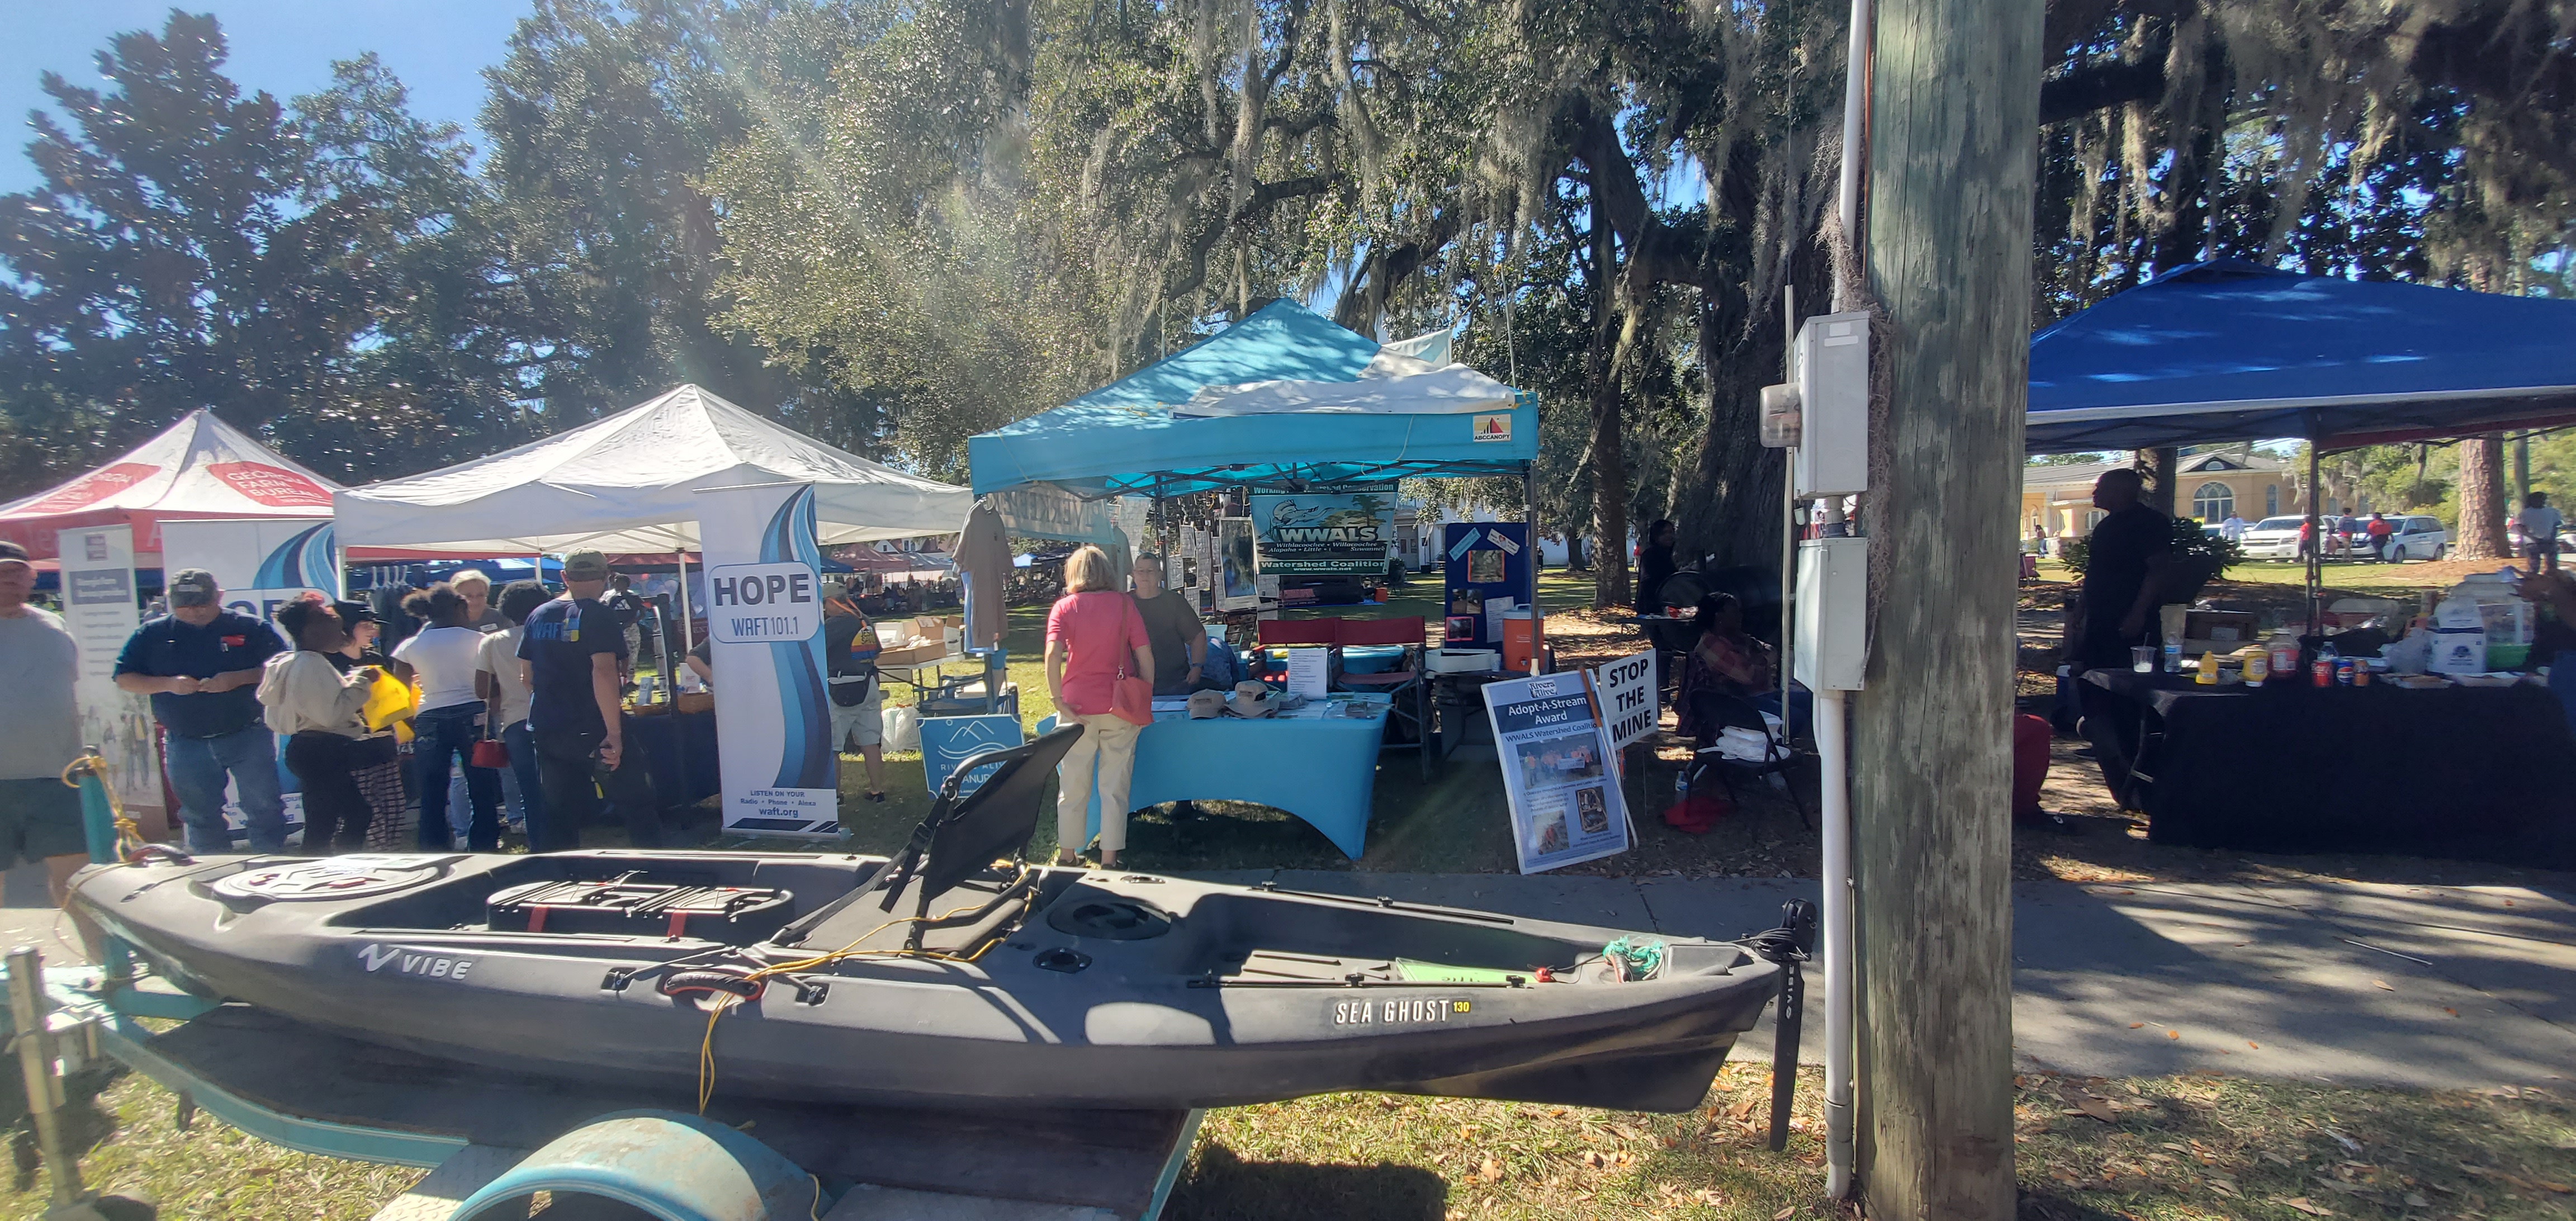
[[1748, 901, 1817, 1153]]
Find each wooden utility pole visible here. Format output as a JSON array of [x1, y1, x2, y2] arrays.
[[1849, 0, 2038, 1212]]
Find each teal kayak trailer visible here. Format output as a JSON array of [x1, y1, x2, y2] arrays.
[[12, 753, 1204, 1221]]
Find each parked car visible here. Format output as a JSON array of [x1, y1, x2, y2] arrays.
[[2385, 514, 2448, 561], [2238, 515, 2313, 560]]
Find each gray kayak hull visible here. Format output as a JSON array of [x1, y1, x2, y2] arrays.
[[70, 850, 1779, 1112]]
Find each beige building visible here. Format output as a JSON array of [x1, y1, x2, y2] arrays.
[[2023, 451, 2305, 546]]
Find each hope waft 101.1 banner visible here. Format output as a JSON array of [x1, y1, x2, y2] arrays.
[[695, 481, 839, 838]]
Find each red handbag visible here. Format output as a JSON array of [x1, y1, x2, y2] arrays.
[[471, 738, 512, 769]]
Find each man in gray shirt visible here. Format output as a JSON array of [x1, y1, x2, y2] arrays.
[[0, 541, 92, 910], [1131, 553, 1213, 696]]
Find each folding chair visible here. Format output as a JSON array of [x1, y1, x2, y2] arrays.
[[1685, 690, 1810, 829], [1334, 616, 1432, 780]]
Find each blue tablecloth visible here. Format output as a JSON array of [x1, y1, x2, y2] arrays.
[[1039, 710, 1385, 857]]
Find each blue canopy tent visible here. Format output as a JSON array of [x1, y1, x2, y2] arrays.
[[2028, 261, 2576, 455], [2026, 259, 2576, 630], [969, 300, 1538, 500]]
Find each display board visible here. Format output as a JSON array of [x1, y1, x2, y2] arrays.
[[918, 713, 1025, 800], [56, 524, 162, 821], [695, 481, 839, 837], [1442, 522, 1532, 649], [1481, 671, 1630, 873], [1594, 650, 1660, 750], [1251, 486, 1395, 575], [1216, 518, 1259, 610], [159, 518, 343, 622]]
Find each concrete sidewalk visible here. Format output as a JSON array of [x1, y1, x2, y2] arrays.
[[1214, 869, 2576, 1089], [7, 860, 2566, 1090]]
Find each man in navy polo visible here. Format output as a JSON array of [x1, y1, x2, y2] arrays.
[[114, 567, 288, 853]]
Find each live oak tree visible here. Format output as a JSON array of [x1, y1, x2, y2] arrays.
[[0, 14, 523, 491]]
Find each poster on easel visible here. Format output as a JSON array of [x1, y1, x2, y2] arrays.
[[1482, 670, 1629, 873], [58, 525, 163, 826], [695, 481, 839, 838]]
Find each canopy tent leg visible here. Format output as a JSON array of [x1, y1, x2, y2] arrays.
[[2305, 422, 2322, 638], [1523, 461, 1540, 665], [678, 550, 695, 656]]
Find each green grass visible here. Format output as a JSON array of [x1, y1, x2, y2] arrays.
[[18, 1062, 2568, 1219]]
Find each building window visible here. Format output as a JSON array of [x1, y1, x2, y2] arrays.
[[2192, 482, 2234, 522], [2266, 485, 2279, 517]]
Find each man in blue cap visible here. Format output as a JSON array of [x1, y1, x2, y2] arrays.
[[114, 567, 287, 853]]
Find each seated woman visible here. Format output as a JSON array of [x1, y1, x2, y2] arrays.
[[1674, 593, 1810, 743]]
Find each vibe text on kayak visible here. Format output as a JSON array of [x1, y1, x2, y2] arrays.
[[357, 944, 477, 981]]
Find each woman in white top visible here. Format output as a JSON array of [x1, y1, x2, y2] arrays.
[[394, 584, 503, 850], [473, 581, 551, 834], [257, 596, 388, 854]]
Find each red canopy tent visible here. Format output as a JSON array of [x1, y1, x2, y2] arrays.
[[0, 410, 337, 565]]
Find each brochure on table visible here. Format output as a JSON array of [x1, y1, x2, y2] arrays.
[[1482, 671, 1630, 873], [1444, 522, 1531, 650]]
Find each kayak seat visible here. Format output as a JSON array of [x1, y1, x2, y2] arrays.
[[873, 725, 1086, 915], [763, 726, 1083, 957]]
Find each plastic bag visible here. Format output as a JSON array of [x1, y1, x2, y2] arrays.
[[882, 703, 921, 753], [360, 671, 420, 742]]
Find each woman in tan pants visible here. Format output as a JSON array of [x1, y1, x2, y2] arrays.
[[1045, 545, 1155, 868]]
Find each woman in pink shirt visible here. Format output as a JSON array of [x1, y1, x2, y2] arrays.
[[1046, 546, 1155, 867]]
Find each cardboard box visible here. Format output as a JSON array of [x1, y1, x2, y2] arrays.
[[2184, 610, 2258, 645], [877, 642, 951, 667]]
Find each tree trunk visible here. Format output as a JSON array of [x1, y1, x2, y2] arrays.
[[2138, 447, 2178, 516], [1850, 0, 2039, 1212], [1587, 219, 1633, 610], [2459, 434, 2508, 560]]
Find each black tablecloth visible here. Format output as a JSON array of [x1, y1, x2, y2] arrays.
[[2082, 669, 2576, 867], [623, 709, 721, 811]]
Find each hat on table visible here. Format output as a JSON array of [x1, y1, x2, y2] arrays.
[[168, 567, 219, 607], [1187, 689, 1226, 719], [561, 550, 611, 582], [1226, 680, 1279, 719]]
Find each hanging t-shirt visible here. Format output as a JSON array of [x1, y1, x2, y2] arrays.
[[517, 597, 624, 737], [394, 625, 490, 712]]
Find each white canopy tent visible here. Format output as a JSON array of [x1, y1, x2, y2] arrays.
[[334, 384, 974, 553]]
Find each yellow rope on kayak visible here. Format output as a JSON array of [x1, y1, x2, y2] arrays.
[[694, 865, 1033, 1113], [59, 753, 146, 863]]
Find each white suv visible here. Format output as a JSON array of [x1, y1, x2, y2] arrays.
[[2238, 515, 2312, 560], [2384, 515, 2448, 561]]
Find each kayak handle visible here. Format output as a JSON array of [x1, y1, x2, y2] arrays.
[[659, 968, 766, 1002]]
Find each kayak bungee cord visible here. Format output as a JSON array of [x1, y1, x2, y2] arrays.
[[59, 753, 149, 863], [688, 866, 1035, 1113]]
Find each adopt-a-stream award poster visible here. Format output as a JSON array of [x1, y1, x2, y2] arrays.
[[1249, 485, 1395, 574], [159, 518, 343, 620], [696, 481, 839, 837], [58, 525, 163, 825], [1481, 671, 1630, 873]]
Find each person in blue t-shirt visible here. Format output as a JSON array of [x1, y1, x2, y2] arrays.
[[113, 567, 288, 853], [515, 550, 661, 852]]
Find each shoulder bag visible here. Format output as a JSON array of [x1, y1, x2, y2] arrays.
[[1109, 597, 1155, 726]]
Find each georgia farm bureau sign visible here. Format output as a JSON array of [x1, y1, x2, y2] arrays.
[[708, 563, 820, 644]]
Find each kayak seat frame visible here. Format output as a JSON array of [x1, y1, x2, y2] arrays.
[[873, 725, 1086, 919]]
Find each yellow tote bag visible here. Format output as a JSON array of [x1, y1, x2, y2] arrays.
[[361, 671, 421, 744]]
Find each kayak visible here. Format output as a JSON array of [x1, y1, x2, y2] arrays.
[[69, 849, 1782, 1112]]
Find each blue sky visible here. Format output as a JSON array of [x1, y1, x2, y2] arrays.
[[1, 0, 528, 195]]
